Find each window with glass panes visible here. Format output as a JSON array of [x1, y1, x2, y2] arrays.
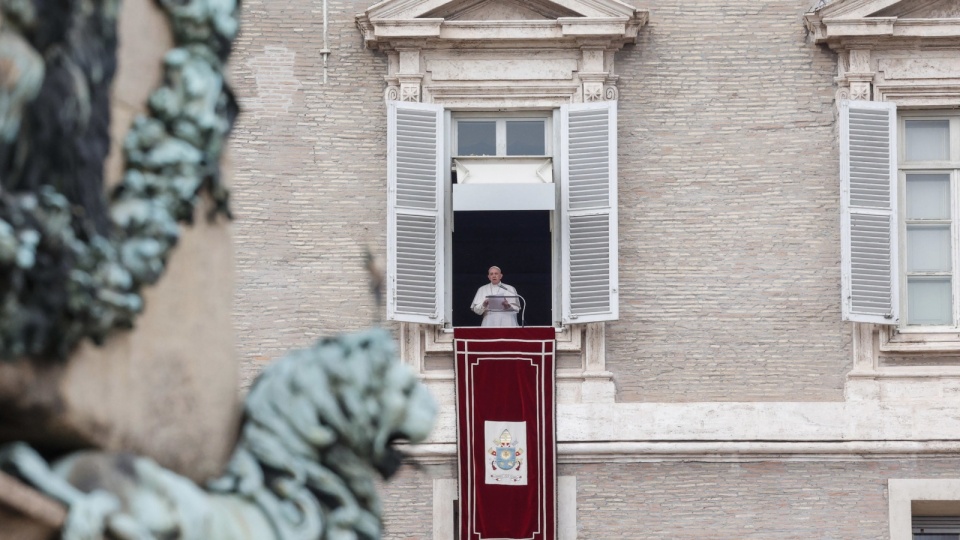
[[454, 117, 549, 157], [387, 101, 618, 326], [901, 115, 960, 327]]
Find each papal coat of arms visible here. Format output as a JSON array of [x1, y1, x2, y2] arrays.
[[490, 429, 524, 471], [484, 422, 527, 485]]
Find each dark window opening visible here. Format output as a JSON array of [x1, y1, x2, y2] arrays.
[[452, 210, 552, 327], [914, 515, 960, 539]]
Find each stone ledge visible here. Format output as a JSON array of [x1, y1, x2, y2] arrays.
[[420, 400, 960, 445], [402, 440, 960, 464]]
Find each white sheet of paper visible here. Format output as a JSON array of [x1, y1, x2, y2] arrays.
[[485, 295, 516, 312]]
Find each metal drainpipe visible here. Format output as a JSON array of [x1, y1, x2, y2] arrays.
[[321, 0, 330, 84]]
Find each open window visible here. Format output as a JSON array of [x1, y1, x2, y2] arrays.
[[808, 0, 960, 364], [361, 0, 642, 400], [450, 112, 556, 327], [387, 101, 618, 327], [898, 112, 960, 330], [840, 102, 960, 336]]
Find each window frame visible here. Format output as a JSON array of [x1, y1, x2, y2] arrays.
[[451, 111, 554, 158], [889, 479, 960, 540], [913, 515, 960, 538], [896, 112, 960, 333], [444, 109, 562, 328], [387, 101, 619, 329]]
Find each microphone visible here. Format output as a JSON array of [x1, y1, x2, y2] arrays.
[[498, 283, 526, 327], [497, 284, 509, 309]]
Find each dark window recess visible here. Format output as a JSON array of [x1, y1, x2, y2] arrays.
[[452, 210, 552, 327], [914, 515, 960, 539]]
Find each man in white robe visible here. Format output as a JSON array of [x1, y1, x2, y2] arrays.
[[470, 266, 520, 327]]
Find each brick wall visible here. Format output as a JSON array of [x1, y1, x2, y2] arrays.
[[229, 0, 396, 387], [569, 458, 958, 539], [378, 462, 456, 539], [609, 0, 846, 402], [376, 457, 960, 539], [229, 0, 851, 400]]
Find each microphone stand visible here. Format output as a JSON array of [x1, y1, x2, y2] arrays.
[[499, 284, 527, 327]]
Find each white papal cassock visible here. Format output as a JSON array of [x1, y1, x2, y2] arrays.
[[470, 283, 520, 327]]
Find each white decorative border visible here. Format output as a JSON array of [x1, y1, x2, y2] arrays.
[[458, 335, 554, 540], [888, 479, 960, 540]]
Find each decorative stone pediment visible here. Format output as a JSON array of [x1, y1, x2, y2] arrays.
[[805, 0, 960, 44], [874, 0, 960, 18], [361, 0, 641, 23], [356, 0, 648, 107], [423, 0, 580, 20], [805, 0, 960, 106]]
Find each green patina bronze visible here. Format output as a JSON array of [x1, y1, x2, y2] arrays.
[[0, 6, 437, 539], [0, 0, 237, 360], [1, 329, 438, 539]]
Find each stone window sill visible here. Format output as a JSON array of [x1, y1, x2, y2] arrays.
[[426, 324, 582, 353], [880, 326, 960, 355]]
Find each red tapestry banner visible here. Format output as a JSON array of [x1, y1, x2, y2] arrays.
[[455, 327, 556, 540]]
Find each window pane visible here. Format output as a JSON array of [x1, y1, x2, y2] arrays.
[[506, 121, 546, 156], [907, 225, 952, 272], [458, 121, 496, 156], [907, 174, 951, 220], [908, 277, 953, 325], [914, 534, 960, 539], [905, 120, 950, 162]]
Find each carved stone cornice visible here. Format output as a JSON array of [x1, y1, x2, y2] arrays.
[[366, 0, 646, 106], [805, 0, 960, 47], [805, 0, 960, 106], [362, 0, 645, 23], [357, 0, 647, 51], [357, 17, 646, 52]]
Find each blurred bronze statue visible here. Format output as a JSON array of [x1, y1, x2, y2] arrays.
[[0, 1, 436, 538]]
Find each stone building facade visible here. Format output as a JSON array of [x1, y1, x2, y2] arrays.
[[229, 0, 960, 537]]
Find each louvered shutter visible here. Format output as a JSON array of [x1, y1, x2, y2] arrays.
[[387, 101, 445, 324], [840, 100, 899, 324], [560, 101, 619, 323]]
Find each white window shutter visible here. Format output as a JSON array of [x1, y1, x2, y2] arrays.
[[387, 101, 445, 324], [560, 101, 619, 324], [840, 99, 899, 324]]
